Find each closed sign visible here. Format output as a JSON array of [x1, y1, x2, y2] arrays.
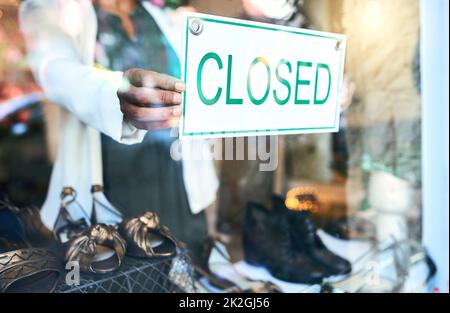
[[180, 13, 346, 139]]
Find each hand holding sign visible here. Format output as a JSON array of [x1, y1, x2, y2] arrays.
[[118, 68, 185, 130]]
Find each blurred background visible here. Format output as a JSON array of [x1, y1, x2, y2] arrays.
[[0, 0, 448, 292], [0, 0, 423, 217]]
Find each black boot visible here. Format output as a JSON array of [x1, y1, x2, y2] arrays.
[[243, 201, 326, 284], [272, 195, 352, 276]]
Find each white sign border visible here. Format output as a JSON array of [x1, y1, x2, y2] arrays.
[[180, 12, 347, 140]]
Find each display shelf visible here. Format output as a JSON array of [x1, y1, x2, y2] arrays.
[[57, 248, 197, 293]]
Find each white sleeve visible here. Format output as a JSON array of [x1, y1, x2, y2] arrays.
[[19, 0, 146, 144]]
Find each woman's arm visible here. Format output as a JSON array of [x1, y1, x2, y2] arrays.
[[19, 0, 183, 143]]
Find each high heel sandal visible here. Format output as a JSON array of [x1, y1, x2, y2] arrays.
[[118, 211, 178, 259], [53, 187, 126, 274], [63, 224, 126, 274], [53, 187, 90, 242]]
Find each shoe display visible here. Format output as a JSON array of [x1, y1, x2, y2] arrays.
[[194, 237, 238, 291], [63, 224, 126, 274], [52, 187, 184, 274], [273, 195, 352, 276], [194, 264, 240, 292], [118, 212, 178, 259], [53, 187, 126, 274], [196, 237, 282, 293], [0, 201, 63, 293], [243, 201, 327, 284], [0, 242, 62, 293], [53, 187, 91, 243]]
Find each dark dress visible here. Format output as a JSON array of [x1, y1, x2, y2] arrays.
[[94, 4, 207, 259]]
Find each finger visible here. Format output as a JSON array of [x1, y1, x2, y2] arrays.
[[119, 86, 183, 107], [142, 72, 186, 92], [121, 103, 179, 122], [121, 102, 181, 123], [131, 119, 179, 131], [126, 68, 185, 92]]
